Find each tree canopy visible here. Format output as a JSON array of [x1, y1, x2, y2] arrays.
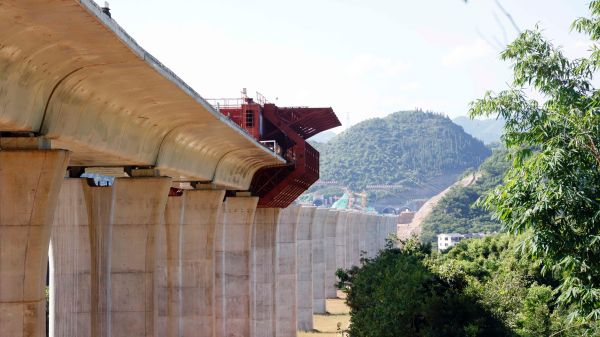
[[469, 1, 600, 322], [337, 235, 599, 337], [336, 238, 513, 337]]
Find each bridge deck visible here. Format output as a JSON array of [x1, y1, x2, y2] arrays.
[[0, 0, 284, 189]]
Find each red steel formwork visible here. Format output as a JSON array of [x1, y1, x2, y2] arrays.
[[210, 96, 340, 208]]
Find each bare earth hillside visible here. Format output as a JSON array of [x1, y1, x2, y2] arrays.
[[398, 173, 477, 239]]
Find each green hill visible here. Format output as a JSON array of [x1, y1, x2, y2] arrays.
[[315, 110, 491, 208], [420, 148, 510, 242]]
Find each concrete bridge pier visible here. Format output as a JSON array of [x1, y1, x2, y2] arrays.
[[381, 217, 389, 246], [157, 193, 184, 337], [390, 216, 398, 242], [50, 177, 173, 337], [274, 206, 300, 337], [356, 213, 368, 265], [387, 217, 394, 243], [323, 210, 339, 299], [109, 178, 171, 337], [358, 214, 368, 261], [380, 216, 388, 250], [296, 206, 316, 331], [215, 196, 258, 337], [251, 208, 279, 337], [377, 216, 385, 251], [334, 211, 348, 280], [352, 212, 362, 267], [367, 214, 378, 258], [377, 217, 383, 248], [0, 149, 69, 337], [50, 179, 113, 337], [311, 208, 328, 315], [343, 212, 353, 270], [376, 215, 384, 254], [379, 217, 389, 249], [344, 212, 358, 269], [157, 189, 225, 337]]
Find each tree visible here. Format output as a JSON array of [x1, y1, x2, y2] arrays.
[[336, 237, 513, 337], [469, 1, 600, 322]]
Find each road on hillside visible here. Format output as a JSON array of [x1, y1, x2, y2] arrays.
[[403, 173, 478, 237]]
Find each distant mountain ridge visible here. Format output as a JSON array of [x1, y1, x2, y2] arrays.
[[452, 116, 504, 144], [310, 130, 336, 143], [314, 110, 491, 208]]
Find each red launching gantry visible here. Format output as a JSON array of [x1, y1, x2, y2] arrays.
[[208, 90, 341, 208]]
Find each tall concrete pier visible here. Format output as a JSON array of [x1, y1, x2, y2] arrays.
[[215, 197, 258, 337], [275, 206, 300, 337], [324, 210, 340, 299], [110, 178, 171, 337], [1, 150, 69, 337], [296, 207, 316, 331], [251, 208, 280, 337], [157, 189, 225, 337], [335, 211, 349, 282], [311, 208, 328, 314]]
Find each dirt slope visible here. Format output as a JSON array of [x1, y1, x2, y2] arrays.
[[399, 173, 477, 238]]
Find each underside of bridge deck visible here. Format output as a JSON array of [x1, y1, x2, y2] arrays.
[[0, 0, 284, 190]]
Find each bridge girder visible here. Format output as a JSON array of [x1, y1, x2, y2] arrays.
[[0, 0, 284, 190]]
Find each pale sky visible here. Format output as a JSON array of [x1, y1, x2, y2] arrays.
[[96, 0, 591, 131]]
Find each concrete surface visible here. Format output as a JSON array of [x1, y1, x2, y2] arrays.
[[251, 208, 280, 337], [323, 210, 340, 299], [0, 1, 283, 189], [311, 208, 328, 314], [157, 189, 225, 337], [275, 206, 300, 337], [214, 196, 258, 337], [335, 211, 349, 275], [0, 150, 69, 337], [296, 207, 316, 331], [110, 178, 171, 337]]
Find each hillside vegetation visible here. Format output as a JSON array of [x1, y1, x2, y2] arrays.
[[337, 235, 598, 336], [420, 149, 510, 242], [314, 111, 491, 206]]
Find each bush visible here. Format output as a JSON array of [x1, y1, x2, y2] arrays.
[[336, 237, 512, 337], [337, 235, 599, 336]]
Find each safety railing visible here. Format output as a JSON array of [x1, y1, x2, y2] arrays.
[[205, 98, 245, 111]]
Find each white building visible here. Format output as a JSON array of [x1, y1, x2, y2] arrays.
[[437, 232, 486, 251], [437, 233, 464, 250]]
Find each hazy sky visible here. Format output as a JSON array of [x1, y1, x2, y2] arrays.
[[96, 0, 590, 131]]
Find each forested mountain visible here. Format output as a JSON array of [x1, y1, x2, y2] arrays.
[[315, 110, 491, 207], [420, 149, 510, 242], [453, 116, 504, 144]]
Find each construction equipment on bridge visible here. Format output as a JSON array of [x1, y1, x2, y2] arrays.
[[208, 90, 341, 208], [331, 190, 371, 211]]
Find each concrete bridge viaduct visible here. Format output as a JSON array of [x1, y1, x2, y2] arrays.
[[0, 1, 399, 336]]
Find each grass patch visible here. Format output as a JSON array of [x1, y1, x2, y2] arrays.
[[326, 298, 350, 315], [298, 298, 350, 337]]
